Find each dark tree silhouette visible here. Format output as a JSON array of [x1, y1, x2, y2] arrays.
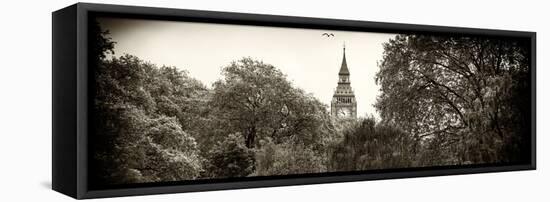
[[375, 34, 530, 165]]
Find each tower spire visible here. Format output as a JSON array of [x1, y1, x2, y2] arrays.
[[339, 42, 349, 75]]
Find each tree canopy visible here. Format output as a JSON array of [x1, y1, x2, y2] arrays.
[[375, 34, 530, 164], [210, 58, 330, 148]]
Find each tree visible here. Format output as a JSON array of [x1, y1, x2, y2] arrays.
[[89, 19, 211, 183], [147, 66, 210, 132], [204, 133, 255, 178], [92, 55, 206, 184], [89, 20, 115, 61], [375, 34, 530, 164], [254, 138, 326, 176], [329, 117, 416, 172], [210, 57, 330, 149], [139, 115, 203, 182]]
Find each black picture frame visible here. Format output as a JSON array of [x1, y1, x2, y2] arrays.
[[52, 2, 536, 199]]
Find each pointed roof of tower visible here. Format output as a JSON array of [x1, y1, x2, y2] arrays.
[[339, 44, 349, 75]]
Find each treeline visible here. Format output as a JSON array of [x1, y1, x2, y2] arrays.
[[90, 22, 530, 186], [91, 52, 343, 184]]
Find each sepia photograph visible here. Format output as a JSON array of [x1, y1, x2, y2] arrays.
[[89, 16, 532, 188]]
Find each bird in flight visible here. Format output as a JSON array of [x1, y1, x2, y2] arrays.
[[322, 33, 335, 37]]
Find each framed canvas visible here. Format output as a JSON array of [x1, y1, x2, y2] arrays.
[[52, 3, 536, 199]]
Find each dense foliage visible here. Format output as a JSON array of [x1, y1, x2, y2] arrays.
[[92, 55, 206, 185], [375, 34, 531, 165], [329, 117, 416, 171], [203, 133, 255, 178]]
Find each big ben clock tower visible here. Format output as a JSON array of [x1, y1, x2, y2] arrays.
[[331, 45, 357, 119]]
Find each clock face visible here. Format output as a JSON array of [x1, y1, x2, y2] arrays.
[[338, 108, 350, 117]]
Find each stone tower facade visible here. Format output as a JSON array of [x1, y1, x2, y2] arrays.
[[331, 45, 357, 119]]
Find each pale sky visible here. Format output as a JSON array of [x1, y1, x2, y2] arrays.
[[98, 18, 396, 118]]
